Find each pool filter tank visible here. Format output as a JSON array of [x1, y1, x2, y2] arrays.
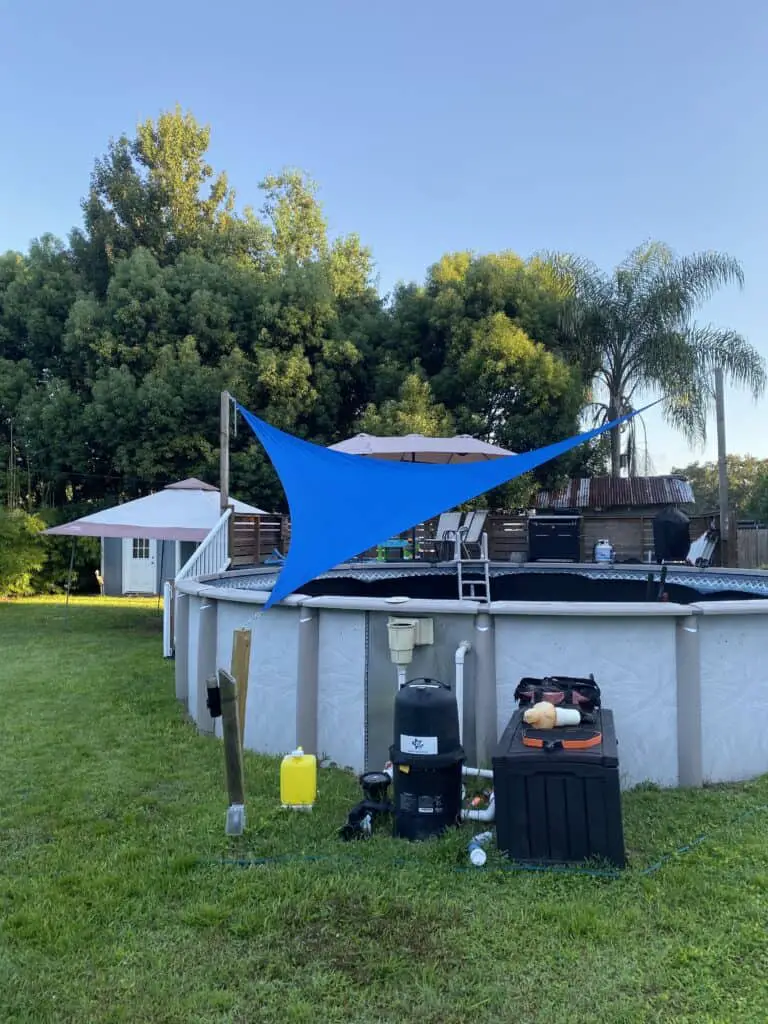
[[389, 678, 465, 840]]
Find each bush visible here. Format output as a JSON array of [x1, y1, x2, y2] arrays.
[[0, 508, 46, 596]]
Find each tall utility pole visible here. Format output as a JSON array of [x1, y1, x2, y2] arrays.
[[714, 368, 731, 566], [220, 390, 230, 513]]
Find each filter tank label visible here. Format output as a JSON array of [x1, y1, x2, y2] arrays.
[[400, 734, 438, 755]]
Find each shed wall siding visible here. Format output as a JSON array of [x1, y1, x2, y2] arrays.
[[103, 538, 123, 596]]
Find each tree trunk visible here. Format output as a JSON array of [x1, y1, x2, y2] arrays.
[[608, 397, 622, 477]]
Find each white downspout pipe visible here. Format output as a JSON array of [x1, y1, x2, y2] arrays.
[[455, 641, 472, 746], [455, 630, 495, 819]]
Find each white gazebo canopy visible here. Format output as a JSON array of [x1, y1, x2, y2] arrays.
[[44, 478, 266, 542]]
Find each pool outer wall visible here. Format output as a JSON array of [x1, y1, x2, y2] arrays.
[[174, 574, 768, 790]]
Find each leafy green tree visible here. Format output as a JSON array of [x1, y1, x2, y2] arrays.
[[445, 312, 582, 453], [0, 508, 45, 595], [548, 242, 766, 476], [70, 107, 258, 292], [746, 468, 768, 524], [671, 456, 768, 519], [260, 170, 328, 266], [383, 252, 593, 486], [0, 238, 80, 377], [357, 373, 454, 436]]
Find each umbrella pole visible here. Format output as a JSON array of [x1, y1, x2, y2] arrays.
[[64, 537, 77, 627], [157, 542, 165, 612]]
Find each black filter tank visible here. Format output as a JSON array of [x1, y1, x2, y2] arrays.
[[389, 678, 465, 841], [653, 507, 691, 562]]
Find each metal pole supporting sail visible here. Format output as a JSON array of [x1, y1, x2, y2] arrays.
[[220, 390, 231, 514]]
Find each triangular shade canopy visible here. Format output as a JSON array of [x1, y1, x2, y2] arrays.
[[44, 478, 266, 542], [238, 403, 650, 608]]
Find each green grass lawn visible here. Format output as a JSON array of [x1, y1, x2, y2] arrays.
[[2, 598, 768, 1023]]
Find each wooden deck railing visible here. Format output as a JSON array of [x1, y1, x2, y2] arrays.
[[229, 513, 292, 568], [226, 511, 732, 568]]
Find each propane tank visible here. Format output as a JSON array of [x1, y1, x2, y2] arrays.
[[593, 539, 615, 563]]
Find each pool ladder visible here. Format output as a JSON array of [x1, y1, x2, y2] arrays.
[[457, 557, 491, 602]]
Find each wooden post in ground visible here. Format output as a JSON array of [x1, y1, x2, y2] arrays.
[[231, 628, 252, 750], [217, 668, 245, 832], [728, 511, 740, 569]]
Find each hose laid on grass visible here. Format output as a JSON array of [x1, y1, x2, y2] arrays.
[[206, 803, 768, 881]]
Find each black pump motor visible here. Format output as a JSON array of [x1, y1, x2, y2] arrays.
[[653, 507, 691, 563], [389, 678, 465, 841]]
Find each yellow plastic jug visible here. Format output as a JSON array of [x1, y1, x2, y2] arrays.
[[280, 747, 317, 810]]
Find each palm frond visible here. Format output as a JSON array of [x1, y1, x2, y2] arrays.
[[666, 252, 745, 316], [687, 324, 766, 398], [660, 387, 709, 445], [617, 240, 676, 284], [534, 251, 604, 305]]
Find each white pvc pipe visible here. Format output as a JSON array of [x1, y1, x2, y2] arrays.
[[454, 641, 472, 745], [462, 766, 493, 779], [397, 666, 407, 690], [461, 792, 495, 822]]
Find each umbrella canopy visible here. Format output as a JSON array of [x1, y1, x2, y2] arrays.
[[328, 432, 516, 463], [43, 478, 266, 542]]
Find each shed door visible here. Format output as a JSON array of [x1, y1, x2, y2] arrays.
[[122, 538, 157, 594]]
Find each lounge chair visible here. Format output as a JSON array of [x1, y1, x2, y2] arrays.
[[458, 510, 489, 560], [433, 512, 462, 561]]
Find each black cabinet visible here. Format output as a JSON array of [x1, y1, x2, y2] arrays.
[[492, 708, 626, 867], [528, 515, 581, 562]]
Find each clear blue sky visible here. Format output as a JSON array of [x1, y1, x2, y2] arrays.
[[2, 0, 766, 471]]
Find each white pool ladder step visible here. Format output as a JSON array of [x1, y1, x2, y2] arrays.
[[457, 558, 491, 601]]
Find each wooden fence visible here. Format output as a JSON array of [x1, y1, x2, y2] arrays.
[[578, 514, 717, 565], [228, 511, 728, 567], [737, 527, 768, 569]]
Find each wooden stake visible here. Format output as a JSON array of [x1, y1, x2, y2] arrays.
[[217, 668, 245, 807], [231, 628, 252, 750]]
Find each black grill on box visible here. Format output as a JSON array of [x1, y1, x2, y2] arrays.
[[492, 708, 626, 867]]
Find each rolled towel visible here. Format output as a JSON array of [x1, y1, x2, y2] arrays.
[[523, 701, 581, 729]]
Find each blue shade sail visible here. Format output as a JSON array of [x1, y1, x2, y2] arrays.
[[237, 403, 651, 608]]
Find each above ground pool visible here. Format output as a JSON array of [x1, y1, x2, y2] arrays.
[[207, 560, 768, 603], [173, 560, 768, 795]]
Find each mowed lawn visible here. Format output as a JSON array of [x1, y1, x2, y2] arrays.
[[1, 599, 768, 1023]]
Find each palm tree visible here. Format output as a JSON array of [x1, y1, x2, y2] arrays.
[[546, 242, 766, 476]]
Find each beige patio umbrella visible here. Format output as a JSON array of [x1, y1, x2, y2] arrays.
[[329, 432, 516, 463], [328, 432, 516, 555]]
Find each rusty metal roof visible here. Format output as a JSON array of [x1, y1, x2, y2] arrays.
[[535, 476, 695, 510]]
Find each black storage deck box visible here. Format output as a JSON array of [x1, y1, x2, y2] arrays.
[[492, 708, 625, 867], [527, 515, 581, 562]]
